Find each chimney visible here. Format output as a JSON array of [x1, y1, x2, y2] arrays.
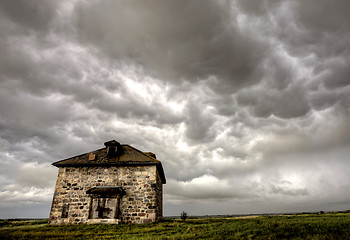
[[104, 140, 123, 158]]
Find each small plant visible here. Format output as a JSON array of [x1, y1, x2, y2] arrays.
[[180, 211, 188, 221]]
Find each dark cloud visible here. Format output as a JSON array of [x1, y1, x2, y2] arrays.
[[322, 58, 350, 89], [184, 101, 215, 142], [0, 0, 350, 217], [0, 0, 58, 33], [295, 0, 350, 34], [74, 0, 268, 92], [236, 84, 310, 118]]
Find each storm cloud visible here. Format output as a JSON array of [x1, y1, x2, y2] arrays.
[[0, 0, 349, 218]]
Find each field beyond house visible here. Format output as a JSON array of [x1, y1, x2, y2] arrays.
[[0, 212, 349, 239]]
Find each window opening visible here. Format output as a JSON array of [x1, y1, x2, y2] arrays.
[[61, 202, 69, 218], [87, 186, 125, 220]]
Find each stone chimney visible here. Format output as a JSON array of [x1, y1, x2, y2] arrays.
[[104, 140, 124, 158]]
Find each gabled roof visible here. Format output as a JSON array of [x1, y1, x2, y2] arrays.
[[52, 143, 166, 184]]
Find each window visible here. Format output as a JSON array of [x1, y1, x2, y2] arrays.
[[61, 202, 69, 218], [87, 186, 125, 220], [90, 197, 118, 219]]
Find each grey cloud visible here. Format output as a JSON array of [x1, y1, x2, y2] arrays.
[[0, 0, 58, 33], [165, 175, 254, 202], [237, 0, 350, 104], [88, 82, 186, 125], [236, 84, 310, 118], [0, 154, 55, 217], [270, 1, 350, 57], [236, 0, 282, 16], [0, 184, 52, 204], [270, 1, 350, 90], [16, 162, 56, 188], [253, 111, 350, 161], [269, 181, 309, 197], [0, 33, 184, 135], [184, 101, 215, 142], [74, 0, 268, 92], [321, 58, 350, 90], [295, 0, 350, 34]]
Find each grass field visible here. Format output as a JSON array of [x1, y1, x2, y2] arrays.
[[0, 212, 349, 239]]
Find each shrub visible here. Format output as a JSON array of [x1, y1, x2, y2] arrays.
[[181, 211, 188, 221]]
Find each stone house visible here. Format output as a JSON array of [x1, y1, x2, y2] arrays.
[[49, 140, 166, 224]]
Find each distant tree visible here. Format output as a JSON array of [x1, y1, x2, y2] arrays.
[[180, 211, 188, 221], [320, 211, 325, 214]]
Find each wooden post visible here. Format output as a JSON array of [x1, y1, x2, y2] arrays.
[[115, 195, 120, 220], [88, 196, 93, 219]]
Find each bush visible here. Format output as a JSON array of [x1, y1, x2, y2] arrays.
[[181, 211, 188, 221]]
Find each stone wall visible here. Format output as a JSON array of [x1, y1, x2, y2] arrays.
[[155, 170, 163, 219], [49, 165, 161, 224]]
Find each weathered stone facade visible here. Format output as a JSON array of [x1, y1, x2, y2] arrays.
[[49, 140, 166, 224]]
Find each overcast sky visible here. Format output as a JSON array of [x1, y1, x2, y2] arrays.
[[1, 0, 350, 218]]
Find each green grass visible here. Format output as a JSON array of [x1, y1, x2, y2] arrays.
[[0, 213, 349, 239]]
